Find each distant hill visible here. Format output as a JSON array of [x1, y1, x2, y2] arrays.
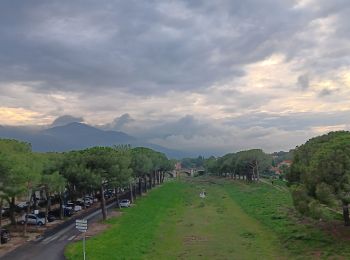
[[0, 122, 187, 158]]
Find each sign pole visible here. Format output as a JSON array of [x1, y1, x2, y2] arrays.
[[75, 219, 88, 260], [83, 232, 86, 260]]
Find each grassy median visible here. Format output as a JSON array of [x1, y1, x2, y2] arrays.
[[65, 181, 188, 259], [66, 177, 350, 259]]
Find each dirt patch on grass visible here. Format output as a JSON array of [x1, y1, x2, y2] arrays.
[[318, 221, 350, 241], [75, 211, 122, 241], [183, 235, 209, 244]]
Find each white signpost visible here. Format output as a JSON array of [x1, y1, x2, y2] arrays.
[[76, 219, 88, 260]]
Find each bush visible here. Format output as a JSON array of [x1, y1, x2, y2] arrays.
[[291, 185, 311, 215]]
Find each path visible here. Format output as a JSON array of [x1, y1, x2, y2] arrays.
[[145, 178, 285, 259]]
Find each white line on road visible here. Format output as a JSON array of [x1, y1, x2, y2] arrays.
[[67, 235, 76, 241], [39, 202, 116, 245], [42, 235, 60, 245], [58, 235, 69, 241]]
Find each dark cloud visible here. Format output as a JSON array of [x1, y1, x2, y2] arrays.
[[103, 113, 135, 130], [51, 115, 84, 127], [0, 0, 315, 95], [225, 110, 350, 131], [297, 74, 310, 90], [131, 115, 208, 140], [318, 88, 337, 97]]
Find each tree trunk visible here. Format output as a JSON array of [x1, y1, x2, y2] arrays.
[[24, 201, 30, 237], [32, 191, 37, 211], [45, 188, 50, 225], [59, 193, 64, 220], [138, 178, 142, 195], [116, 192, 121, 209], [343, 203, 350, 226], [144, 176, 148, 193], [149, 174, 152, 190], [0, 199, 3, 245], [9, 197, 16, 225], [129, 182, 134, 203], [153, 171, 155, 187], [24, 188, 32, 237], [100, 185, 107, 221]]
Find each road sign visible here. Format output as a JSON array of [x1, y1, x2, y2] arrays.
[[75, 219, 88, 260], [76, 219, 88, 232]]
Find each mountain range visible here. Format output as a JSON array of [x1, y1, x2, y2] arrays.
[[0, 122, 188, 158]]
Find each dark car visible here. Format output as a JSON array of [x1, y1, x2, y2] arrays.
[[1, 207, 10, 218], [49, 208, 73, 218], [15, 202, 29, 212], [0, 228, 10, 244], [36, 212, 56, 223]]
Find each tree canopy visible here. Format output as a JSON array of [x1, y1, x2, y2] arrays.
[[287, 131, 350, 225]]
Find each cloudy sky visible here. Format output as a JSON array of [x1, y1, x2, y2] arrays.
[[1, 0, 350, 155]]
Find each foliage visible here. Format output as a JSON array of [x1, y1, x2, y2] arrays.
[[224, 180, 350, 258], [288, 131, 350, 224], [181, 156, 205, 168], [204, 149, 272, 180]]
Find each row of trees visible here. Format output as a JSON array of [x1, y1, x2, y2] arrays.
[[0, 139, 174, 235], [287, 131, 350, 226], [204, 149, 273, 181]]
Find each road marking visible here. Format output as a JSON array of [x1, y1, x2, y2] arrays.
[[68, 235, 76, 241], [59, 234, 69, 241], [39, 202, 116, 245], [42, 235, 59, 244]]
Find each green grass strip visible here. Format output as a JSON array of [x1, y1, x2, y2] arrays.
[[223, 180, 350, 258], [65, 181, 188, 260]]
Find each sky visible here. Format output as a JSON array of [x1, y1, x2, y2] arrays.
[[0, 0, 350, 155]]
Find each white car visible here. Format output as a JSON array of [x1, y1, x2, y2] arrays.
[[85, 196, 98, 203], [20, 214, 46, 226], [83, 197, 94, 205], [64, 202, 82, 212], [119, 199, 131, 208]]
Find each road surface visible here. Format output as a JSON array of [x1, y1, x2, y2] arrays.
[[1, 202, 117, 260]]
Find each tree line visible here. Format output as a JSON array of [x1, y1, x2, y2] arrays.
[[0, 139, 174, 233], [203, 149, 273, 181]]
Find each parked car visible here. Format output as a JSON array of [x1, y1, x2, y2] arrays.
[[20, 214, 46, 226], [85, 196, 98, 203], [104, 189, 115, 199], [119, 199, 131, 208], [0, 228, 10, 244], [65, 202, 82, 212], [83, 197, 94, 205], [49, 208, 73, 218], [36, 212, 56, 223], [76, 199, 91, 208], [1, 207, 10, 218], [16, 201, 29, 212]]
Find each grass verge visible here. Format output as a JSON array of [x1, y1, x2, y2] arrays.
[[222, 179, 350, 258], [65, 181, 188, 259]]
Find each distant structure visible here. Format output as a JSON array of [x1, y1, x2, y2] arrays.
[[175, 162, 182, 170], [271, 160, 292, 176], [278, 160, 292, 167]]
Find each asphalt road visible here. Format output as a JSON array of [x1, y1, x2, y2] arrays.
[[1, 202, 117, 260]]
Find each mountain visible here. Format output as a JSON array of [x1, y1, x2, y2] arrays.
[[0, 122, 187, 158]]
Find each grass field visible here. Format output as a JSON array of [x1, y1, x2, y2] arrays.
[[65, 177, 350, 259]]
